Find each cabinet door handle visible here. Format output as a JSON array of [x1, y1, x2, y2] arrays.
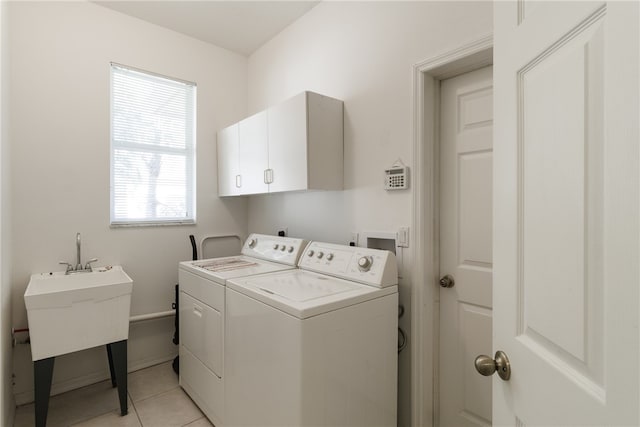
[[264, 168, 274, 184], [235, 175, 241, 188]]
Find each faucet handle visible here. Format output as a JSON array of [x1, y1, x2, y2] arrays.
[[58, 261, 73, 274], [85, 258, 98, 271]]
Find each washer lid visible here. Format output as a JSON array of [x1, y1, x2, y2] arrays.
[[193, 258, 259, 273], [179, 255, 295, 285], [227, 270, 397, 319], [249, 273, 360, 302]]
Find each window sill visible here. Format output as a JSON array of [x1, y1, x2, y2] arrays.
[[110, 220, 196, 228]]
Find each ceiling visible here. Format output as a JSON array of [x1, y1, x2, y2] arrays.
[[95, 1, 320, 56]]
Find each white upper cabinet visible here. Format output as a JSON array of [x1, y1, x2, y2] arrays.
[[216, 91, 343, 197], [216, 124, 239, 197]]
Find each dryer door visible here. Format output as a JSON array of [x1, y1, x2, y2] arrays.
[[180, 291, 222, 377]]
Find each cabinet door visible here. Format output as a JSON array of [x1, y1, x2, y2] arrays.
[[216, 124, 240, 197], [267, 92, 308, 193], [238, 111, 269, 194]]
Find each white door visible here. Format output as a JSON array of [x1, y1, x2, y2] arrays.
[[439, 66, 493, 427], [216, 124, 239, 197], [268, 92, 308, 193], [493, 1, 639, 425], [238, 110, 269, 195]]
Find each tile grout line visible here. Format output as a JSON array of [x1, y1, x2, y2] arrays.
[[13, 363, 180, 427], [128, 390, 146, 427], [51, 380, 125, 427], [129, 382, 180, 405]]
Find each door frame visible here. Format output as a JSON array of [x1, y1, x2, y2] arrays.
[[410, 34, 493, 427]]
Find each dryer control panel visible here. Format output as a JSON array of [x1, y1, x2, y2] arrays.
[[299, 242, 398, 287]]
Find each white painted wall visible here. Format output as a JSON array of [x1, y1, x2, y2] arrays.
[[1, 0, 15, 424], [8, 1, 248, 404], [246, 2, 492, 425]]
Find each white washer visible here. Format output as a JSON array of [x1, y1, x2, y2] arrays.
[[178, 233, 308, 427], [225, 241, 399, 427]]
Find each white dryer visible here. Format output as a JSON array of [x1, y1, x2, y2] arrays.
[[178, 233, 308, 427], [225, 241, 399, 427]]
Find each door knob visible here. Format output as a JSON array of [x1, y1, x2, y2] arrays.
[[439, 274, 455, 288], [474, 350, 511, 381]]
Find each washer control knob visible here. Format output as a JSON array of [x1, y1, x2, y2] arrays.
[[317, 252, 324, 259], [357, 256, 373, 272], [273, 244, 279, 250], [288, 246, 294, 253], [307, 250, 315, 257], [327, 253, 334, 261], [280, 245, 286, 252], [248, 238, 257, 248]]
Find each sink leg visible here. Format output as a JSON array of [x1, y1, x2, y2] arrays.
[[106, 344, 117, 387], [34, 357, 55, 427], [108, 340, 128, 416]]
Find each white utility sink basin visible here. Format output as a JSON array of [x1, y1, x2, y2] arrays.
[[24, 266, 133, 361]]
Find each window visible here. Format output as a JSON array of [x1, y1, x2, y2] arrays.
[[110, 63, 196, 226]]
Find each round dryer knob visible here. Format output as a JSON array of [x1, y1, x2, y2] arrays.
[[317, 252, 324, 259], [248, 238, 257, 248], [280, 245, 286, 251], [327, 253, 334, 261], [307, 250, 315, 257], [357, 256, 373, 272], [273, 244, 279, 250], [287, 246, 294, 253]]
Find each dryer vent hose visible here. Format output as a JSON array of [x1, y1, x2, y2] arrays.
[[189, 235, 197, 261], [398, 304, 407, 353], [398, 328, 407, 353]]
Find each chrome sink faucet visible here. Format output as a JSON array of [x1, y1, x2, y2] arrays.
[[76, 232, 82, 271], [59, 233, 98, 274]]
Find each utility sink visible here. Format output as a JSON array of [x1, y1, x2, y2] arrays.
[[24, 266, 133, 361]]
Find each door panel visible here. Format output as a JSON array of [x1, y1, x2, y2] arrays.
[[494, 1, 639, 424], [238, 111, 269, 195], [460, 304, 492, 423], [520, 12, 603, 370], [459, 152, 492, 266], [217, 124, 239, 196], [439, 65, 493, 427], [180, 292, 223, 378], [268, 92, 308, 193]]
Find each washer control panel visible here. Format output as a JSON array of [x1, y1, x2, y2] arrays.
[[241, 234, 309, 266], [299, 242, 398, 287]]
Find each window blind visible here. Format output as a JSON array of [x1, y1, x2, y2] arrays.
[[110, 64, 196, 226]]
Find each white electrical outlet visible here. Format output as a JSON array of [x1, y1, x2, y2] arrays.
[[397, 227, 409, 248], [350, 232, 359, 246]]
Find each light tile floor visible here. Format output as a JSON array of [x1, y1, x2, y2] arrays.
[[14, 361, 213, 427]]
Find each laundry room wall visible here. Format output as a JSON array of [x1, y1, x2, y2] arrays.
[[246, 2, 493, 425], [8, 1, 248, 404], [1, 0, 14, 423]]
